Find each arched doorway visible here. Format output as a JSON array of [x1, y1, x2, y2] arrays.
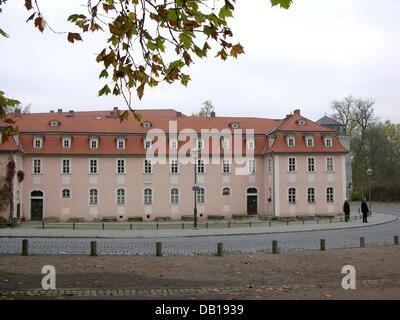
[[30, 190, 44, 220], [246, 187, 258, 215]]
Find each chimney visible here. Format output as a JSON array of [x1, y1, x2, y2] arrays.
[[210, 111, 216, 118], [294, 109, 300, 116], [14, 108, 21, 117], [113, 107, 120, 118], [57, 109, 63, 113], [50, 110, 54, 113], [66, 110, 75, 117]]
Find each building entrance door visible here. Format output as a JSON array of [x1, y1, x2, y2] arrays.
[[30, 190, 44, 220]]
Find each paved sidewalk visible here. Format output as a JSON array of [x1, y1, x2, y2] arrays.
[[0, 213, 396, 238]]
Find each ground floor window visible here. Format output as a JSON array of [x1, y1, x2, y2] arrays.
[[89, 188, 98, 205]]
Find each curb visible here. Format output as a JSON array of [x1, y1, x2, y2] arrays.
[[0, 214, 397, 239]]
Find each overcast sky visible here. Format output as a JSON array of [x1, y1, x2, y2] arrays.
[[1, 0, 400, 123]]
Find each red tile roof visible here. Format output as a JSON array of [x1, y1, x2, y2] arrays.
[[8, 108, 348, 155]]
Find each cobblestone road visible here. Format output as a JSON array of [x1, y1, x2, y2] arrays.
[[0, 204, 399, 256]]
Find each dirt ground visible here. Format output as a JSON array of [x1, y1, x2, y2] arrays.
[[0, 245, 400, 300]]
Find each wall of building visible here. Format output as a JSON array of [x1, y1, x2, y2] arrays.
[[22, 155, 266, 221], [276, 154, 345, 216]]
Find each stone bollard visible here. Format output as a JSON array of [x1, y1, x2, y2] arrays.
[[21, 239, 29, 256], [272, 240, 279, 254], [156, 242, 162, 257], [216, 243, 223, 257], [360, 237, 365, 248], [90, 241, 97, 256], [320, 239, 326, 251], [394, 236, 399, 245]]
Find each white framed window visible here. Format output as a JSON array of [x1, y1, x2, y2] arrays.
[[170, 159, 179, 174], [32, 158, 42, 174], [89, 159, 98, 174], [117, 139, 125, 150], [247, 140, 255, 150], [170, 188, 179, 204], [306, 137, 314, 147], [288, 157, 296, 172], [288, 187, 296, 204], [307, 187, 315, 203], [268, 138, 274, 149], [221, 138, 230, 150], [326, 157, 334, 172], [326, 187, 335, 203], [222, 187, 231, 197], [267, 158, 272, 173], [307, 157, 315, 172], [89, 137, 99, 149], [248, 159, 256, 173], [144, 139, 152, 150], [61, 158, 71, 174], [197, 139, 204, 150], [325, 137, 333, 148], [222, 159, 231, 174], [170, 139, 178, 150], [33, 137, 43, 149], [62, 137, 71, 149], [61, 188, 71, 199], [116, 159, 125, 174], [143, 159, 152, 174], [287, 136, 295, 147], [143, 188, 153, 204], [116, 188, 126, 205], [197, 187, 205, 204], [89, 188, 98, 205], [196, 159, 205, 174]]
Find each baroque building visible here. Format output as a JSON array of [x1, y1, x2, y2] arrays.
[[0, 108, 348, 221]]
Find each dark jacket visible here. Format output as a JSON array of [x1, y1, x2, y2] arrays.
[[343, 201, 350, 214], [361, 201, 369, 214]]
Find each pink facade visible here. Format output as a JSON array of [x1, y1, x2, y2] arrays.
[[0, 108, 348, 221]]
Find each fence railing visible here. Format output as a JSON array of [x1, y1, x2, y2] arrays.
[[18, 214, 367, 231]]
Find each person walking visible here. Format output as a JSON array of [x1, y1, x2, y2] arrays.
[[361, 198, 369, 223], [343, 199, 350, 222]]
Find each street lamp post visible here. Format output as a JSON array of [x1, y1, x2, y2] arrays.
[[367, 168, 373, 216], [192, 148, 199, 229]]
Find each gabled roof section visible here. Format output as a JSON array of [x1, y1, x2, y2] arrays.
[[270, 111, 335, 134], [316, 115, 342, 126]]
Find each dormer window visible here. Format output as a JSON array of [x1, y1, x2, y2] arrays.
[[89, 137, 99, 149], [142, 121, 152, 128], [144, 139, 152, 150], [62, 136, 72, 149], [287, 136, 295, 148], [197, 139, 204, 150], [221, 137, 230, 150], [325, 136, 333, 148], [33, 136, 43, 149], [306, 136, 314, 147], [268, 138, 274, 149], [297, 119, 306, 126], [247, 139, 255, 150], [116, 137, 126, 150], [229, 122, 240, 129], [170, 139, 178, 150], [49, 120, 60, 127]]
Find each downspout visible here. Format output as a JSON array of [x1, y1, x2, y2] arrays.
[[9, 151, 15, 222]]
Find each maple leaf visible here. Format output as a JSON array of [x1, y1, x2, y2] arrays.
[[34, 16, 46, 33], [67, 32, 82, 43], [119, 110, 129, 123], [25, 0, 33, 10], [230, 43, 245, 58]]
